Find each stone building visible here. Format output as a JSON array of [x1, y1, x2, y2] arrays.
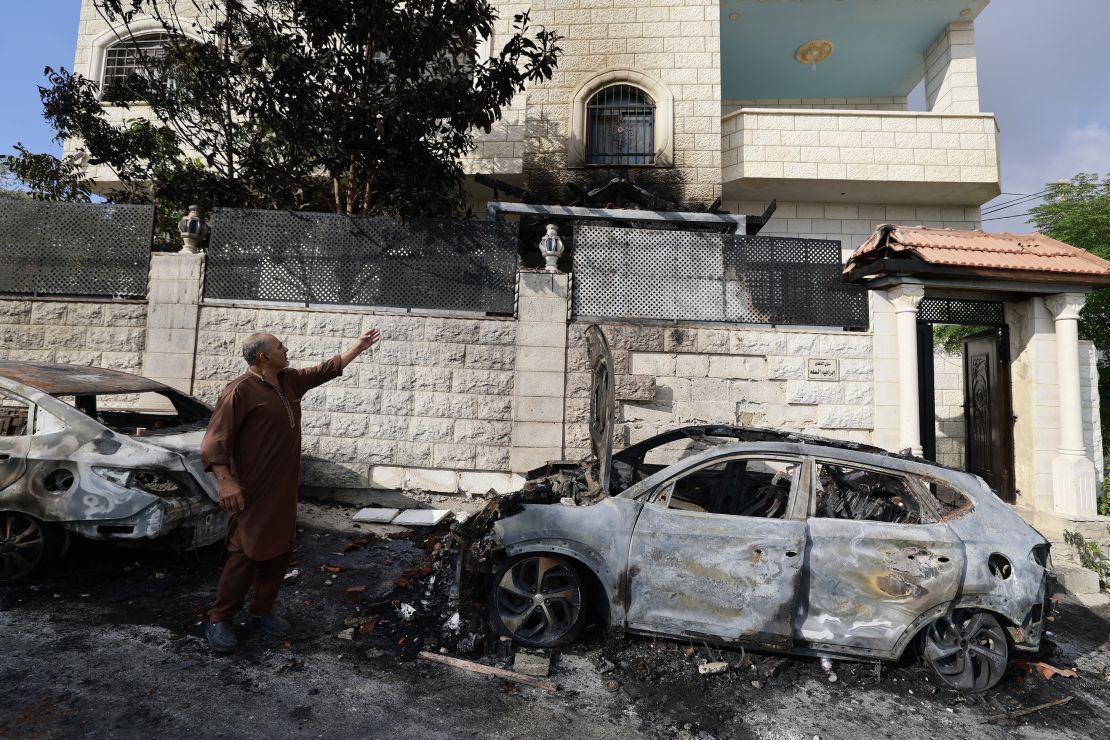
[[48, 0, 1107, 548]]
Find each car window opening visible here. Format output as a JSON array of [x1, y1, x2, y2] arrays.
[[56, 390, 211, 436], [815, 463, 926, 524], [0, 393, 30, 436], [664, 458, 799, 519], [925, 480, 974, 519]]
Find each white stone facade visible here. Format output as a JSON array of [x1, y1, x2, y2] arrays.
[[0, 299, 146, 372]]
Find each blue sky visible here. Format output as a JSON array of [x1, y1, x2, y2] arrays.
[[2, 0, 1108, 231]]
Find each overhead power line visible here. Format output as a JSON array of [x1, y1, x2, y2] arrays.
[[981, 190, 1049, 215]]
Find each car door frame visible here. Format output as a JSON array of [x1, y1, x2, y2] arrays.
[[623, 451, 811, 650], [0, 388, 33, 494], [798, 454, 966, 659]]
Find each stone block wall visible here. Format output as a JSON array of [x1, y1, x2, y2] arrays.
[[0, 299, 147, 372], [192, 305, 517, 490], [925, 21, 980, 114], [563, 321, 875, 462], [522, 0, 722, 206], [722, 200, 982, 262], [722, 109, 999, 189], [932, 349, 966, 469]]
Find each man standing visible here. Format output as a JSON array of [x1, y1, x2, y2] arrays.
[[201, 328, 380, 652]]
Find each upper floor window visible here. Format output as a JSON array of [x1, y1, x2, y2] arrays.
[[101, 32, 173, 100], [585, 84, 655, 166]]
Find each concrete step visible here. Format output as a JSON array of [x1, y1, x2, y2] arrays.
[[1054, 562, 1103, 596]]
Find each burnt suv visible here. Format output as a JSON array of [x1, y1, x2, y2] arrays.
[[0, 362, 224, 583], [457, 326, 1054, 692]]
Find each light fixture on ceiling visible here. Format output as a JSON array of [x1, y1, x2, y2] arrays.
[[795, 39, 834, 71], [960, 8, 972, 17], [729, 12, 739, 22]]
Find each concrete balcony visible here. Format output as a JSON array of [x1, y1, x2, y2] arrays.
[[722, 108, 1001, 205]]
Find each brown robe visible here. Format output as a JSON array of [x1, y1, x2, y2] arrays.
[[201, 356, 342, 561]]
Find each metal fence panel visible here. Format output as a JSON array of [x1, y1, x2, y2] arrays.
[[572, 225, 868, 328], [204, 209, 518, 314], [0, 200, 153, 298]]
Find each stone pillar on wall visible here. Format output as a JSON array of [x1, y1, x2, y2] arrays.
[[510, 271, 569, 472], [1045, 292, 1098, 517], [141, 253, 204, 393], [889, 283, 925, 455], [925, 21, 980, 114]]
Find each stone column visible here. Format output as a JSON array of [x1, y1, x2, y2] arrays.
[[1045, 292, 1098, 516], [925, 21, 980, 114], [509, 271, 569, 472], [889, 283, 925, 455], [141, 253, 205, 393]]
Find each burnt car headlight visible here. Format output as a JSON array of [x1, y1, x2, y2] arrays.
[[91, 466, 188, 497]]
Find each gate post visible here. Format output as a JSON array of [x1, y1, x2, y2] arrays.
[[1045, 292, 1098, 517], [889, 283, 926, 455], [509, 271, 569, 472], [141, 252, 204, 393]]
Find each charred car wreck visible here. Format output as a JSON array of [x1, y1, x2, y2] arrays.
[[455, 326, 1055, 692], [0, 362, 224, 584]]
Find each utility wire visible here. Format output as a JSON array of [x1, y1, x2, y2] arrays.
[[981, 212, 1034, 223], [981, 190, 1049, 215]]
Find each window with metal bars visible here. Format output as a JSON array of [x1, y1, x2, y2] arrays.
[[101, 32, 172, 100], [585, 84, 655, 166]]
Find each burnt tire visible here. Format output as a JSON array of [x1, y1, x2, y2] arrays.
[[922, 610, 1009, 692], [0, 513, 62, 585], [488, 554, 587, 648]]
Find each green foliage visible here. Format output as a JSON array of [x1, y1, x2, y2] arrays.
[[1063, 529, 1110, 587], [5, 0, 561, 236], [1029, 173, 1110, 354], [1101, 469, 1110, 517], [1030, 174, 1110, 454], [932, 324, 989, 355]]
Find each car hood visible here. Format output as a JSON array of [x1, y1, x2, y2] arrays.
[[135, 430, 219, 502], [585, 325, 616, 496]]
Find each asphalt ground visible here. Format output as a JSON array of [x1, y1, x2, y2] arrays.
[[0, 497, 1107, 739]]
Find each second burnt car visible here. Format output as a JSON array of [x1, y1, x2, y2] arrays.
[[456, 327, 1055, 692], [0, 362, 224, 584]]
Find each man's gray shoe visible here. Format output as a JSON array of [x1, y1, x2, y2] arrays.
[[250, 612, 292, 637], [206, 620, 238, 653]]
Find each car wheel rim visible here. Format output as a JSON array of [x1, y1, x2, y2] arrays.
[[495, 556, 582, 645], [924, 611, 1008, 691], [0, 513, 46, 582]]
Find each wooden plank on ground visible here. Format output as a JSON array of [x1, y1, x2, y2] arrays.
[[417, 651, 558, 692]]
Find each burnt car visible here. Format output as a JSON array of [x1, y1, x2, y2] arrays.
[[0, 362, 224, 584], [457, 327, 1054, 692]]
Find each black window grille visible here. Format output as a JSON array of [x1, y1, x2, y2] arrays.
[[586, 84, 655, 166], [102, 32, 172, 99]]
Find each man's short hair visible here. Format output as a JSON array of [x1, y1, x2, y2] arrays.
[[242, 334, 270, 366]]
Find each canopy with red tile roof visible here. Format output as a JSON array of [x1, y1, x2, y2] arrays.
[[844, 225, 1110, 286]]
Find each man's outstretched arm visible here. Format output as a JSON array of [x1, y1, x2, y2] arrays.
[[339, 328, 380, 369]]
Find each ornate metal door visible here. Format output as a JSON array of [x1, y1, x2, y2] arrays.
[[962, 329, 1015, 502]]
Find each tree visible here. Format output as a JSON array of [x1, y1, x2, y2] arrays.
[[5, 0, 559, 231], [1029, 173, 1110, 458]]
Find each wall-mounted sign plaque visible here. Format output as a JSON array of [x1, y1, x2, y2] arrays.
[[807, 358, 840, 381]]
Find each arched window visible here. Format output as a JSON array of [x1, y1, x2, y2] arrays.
[[101, 32, 173, 99], [585, 84, 656, 166]]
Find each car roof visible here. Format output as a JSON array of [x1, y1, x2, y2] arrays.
[[0, 361, 170, 396]]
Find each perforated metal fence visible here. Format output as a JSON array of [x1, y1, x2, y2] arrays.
[[918, 297, 1005, 325], [0, 200, 153, 298], [204, 209, 519, 314], [572, 225, 868, 328]]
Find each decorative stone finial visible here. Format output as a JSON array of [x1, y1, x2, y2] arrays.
[[539, 223, 564, 272], [178, 204, 209, 254]]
